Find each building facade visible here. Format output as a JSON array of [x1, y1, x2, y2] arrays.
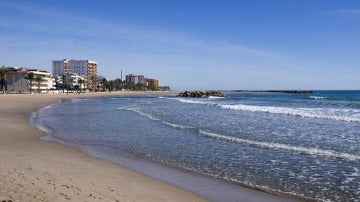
[[52, 59, 97, 90], [146, 78, 160, 90], [125, 74, 146, 85], [6, 68, 55, 93], [28, 69, 55, 92], [52, 59, 68, 76], [55, 73, 87, 90]]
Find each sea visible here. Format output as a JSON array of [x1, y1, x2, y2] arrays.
[[30, 90, 360, 201]]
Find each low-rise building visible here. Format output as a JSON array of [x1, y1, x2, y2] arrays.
[[146, 78, 160, 90], [55, 73, 87, 91], [125, 74, 161, 90], [6, 67, 55, 93], [5, 67, 28, 93], [126, 74, 147, 85]]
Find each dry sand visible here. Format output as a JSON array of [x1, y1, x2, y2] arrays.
[[0, 92, 206, 202]]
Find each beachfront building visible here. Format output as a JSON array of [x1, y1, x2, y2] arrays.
[[52, 59, 68, 76], [5, 67, 28, 93], [55, 73, 87, 91], [125, 74, 146, 85], [52, 59, 97, 91], [125, 74, 161, 91], [146, 78, 160, 90], [6, 67, 55, 93], [69, 74, 87, 90]]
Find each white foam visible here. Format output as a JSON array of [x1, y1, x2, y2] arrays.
[[162, 121, 195, 130], [119, 107, 196, 130], [171, 98, 212, 105], [118, 107, 160, 121], [198, 130, 360, 161], [35, 125, 51, 133], [309, 96, 326, 100], [220, 104, 360, 123], [208, 96, 225, 99]]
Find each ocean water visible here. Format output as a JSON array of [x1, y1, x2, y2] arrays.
[[30, 91, 360, 201]]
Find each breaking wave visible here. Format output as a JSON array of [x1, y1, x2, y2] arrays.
[[117, 105, 360, 162], [220, 104, 360, 123], [309, 96, 326, 100], [118, 107, 160, 121], [198, 130, 360, 162], [171, 98, 212, 105]]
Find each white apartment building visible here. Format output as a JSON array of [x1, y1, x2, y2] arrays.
[[55, 73, 87, 90], [52, 59, 97, 90], [28, 69, 55, 92], [6, 68, 55, 93]]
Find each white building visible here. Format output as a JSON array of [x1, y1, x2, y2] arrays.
[[56, 73, 87, 90], [52, 59, 97, 90], [6, 68, 55, 93], [28, 69, 55, 92]]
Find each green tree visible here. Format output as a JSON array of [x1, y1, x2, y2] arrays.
[[35, 74, 44, 93], [108, 80, 114, 91], [113, 78, 123, 91], [0, 66, 10, 94], [24, 72, 36, 94], [101, 77, 109, 91], [90, 75, 97, 92], [61, 74, 67, 93], [77, 78, 84, 93]]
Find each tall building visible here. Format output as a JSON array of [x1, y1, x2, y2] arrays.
[[52, 59, 68, 76], [52, 59, 97, 90]]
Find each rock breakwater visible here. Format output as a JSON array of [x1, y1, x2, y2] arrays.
[[178, 91, 225, 97]]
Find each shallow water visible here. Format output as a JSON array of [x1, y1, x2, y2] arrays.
[[31, 91, 360, 201]]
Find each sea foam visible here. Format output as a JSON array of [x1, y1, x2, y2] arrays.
[[198, 130, 360, 162], [220, 104, 360, 123], [118, 105, 360, 161], [170, 98, 213, 105], [118, 107, 160, 121], [171, 97, 360, 122]]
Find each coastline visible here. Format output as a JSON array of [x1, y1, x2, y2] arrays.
[[0, 92, 205, 201], [1, 92, 293, 202]]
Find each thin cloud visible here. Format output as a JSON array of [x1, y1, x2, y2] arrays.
[[1, 1, 301, 75], [0, 1, 286, 59], [334, 9, 360, 17]]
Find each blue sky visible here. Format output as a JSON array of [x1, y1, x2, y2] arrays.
[[1, 0, 359, 90]]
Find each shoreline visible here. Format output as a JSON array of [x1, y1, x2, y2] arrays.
[[0, 91, 205, 201], [1, 92, 294, 201]]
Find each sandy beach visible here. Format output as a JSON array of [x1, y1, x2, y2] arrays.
[[0, 92, 296, 202], [0, 92, 206, 202]]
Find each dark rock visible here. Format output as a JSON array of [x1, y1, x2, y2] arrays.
[[178, 90, 225, 97]]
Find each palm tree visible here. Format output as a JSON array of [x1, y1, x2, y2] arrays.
[[24, 72, 36, 94], [90, 75, 97, 92], [62, 74, 67, 93], [35, 74, 44, 93], [77, 78, 84, 93], [109, 80, 114, 91], [0, 66, 10, 94], [101, 77, 108, 91], [113, 78, 123, 91]]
